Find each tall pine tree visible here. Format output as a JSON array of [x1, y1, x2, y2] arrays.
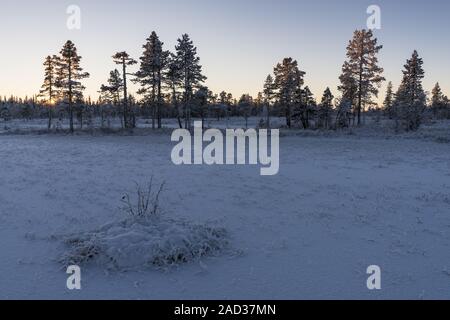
[[300, 86, 315, 129], [383, 81, 395, 118], [164, 53, 183, 128], [57, 40, 90, 133], [263, 74, 275, 128], [318, 87, 334, 129], [431, 82, 447, 118], [99, 69, 123, 104], [273, 58, 305, 128], [394, 50, 426, 131], [340, 29, 385, 125], [135, 32, 170, 129], [113, 52, 137, 128], [338, 61, 358, 125], [38, 55, 60, 129], [174, 34, 207, 129]]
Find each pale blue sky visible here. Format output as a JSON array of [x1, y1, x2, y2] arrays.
[[1, 0, 449, 103]]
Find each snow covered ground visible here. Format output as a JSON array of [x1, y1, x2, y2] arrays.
[[1, 120, 450, 299], [0, 116, 288, 133]]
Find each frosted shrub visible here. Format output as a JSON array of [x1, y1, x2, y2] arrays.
[[60, 180, 231, 271], [60, 218, 230, 270]]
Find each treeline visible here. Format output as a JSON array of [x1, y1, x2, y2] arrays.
[[262, 30, 449, 131], [1, 29, 449, 132]]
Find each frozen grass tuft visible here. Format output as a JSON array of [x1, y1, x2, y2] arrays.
[[60, 218, 230, 270], [60, 180, 231, 271]]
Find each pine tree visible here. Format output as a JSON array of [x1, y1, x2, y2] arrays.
[[57, 40, 90, 133], [208, 90, 218, 105], [99, 69, 123, 104], [338, 61, 358, 125], [238, 94, 253, 129], [431, 82, 447, 118], [301, 86, 315, 129], [164, 53, 183, 128], [293, 86, 314, 129], [394, 50, 426, 131], [255, 92, 264, 119], [318, 87, 334, 129], [340, 29, 385, 125], [38, 55, 60, 129], [273, 58, 305, 128], [431, 83, 443, 106], [263, 74, 275, 128], [174, 34, 207, 129], [194, 86, 209, 127], [112, 52, 137, 129], [336, 98, 353, 129], [135, 32, 170, 129], [227, 93, 234, 122], [383, 81, 395, 118]]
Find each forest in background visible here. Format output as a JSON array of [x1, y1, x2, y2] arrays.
[[1, 29, 449, 133]]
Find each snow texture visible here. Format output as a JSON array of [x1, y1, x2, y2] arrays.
[[0, 118, 450, 299]]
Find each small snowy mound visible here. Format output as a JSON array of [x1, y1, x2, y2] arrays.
[[60, 217, 230, 270]]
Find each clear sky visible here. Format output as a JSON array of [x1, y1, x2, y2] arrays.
[[1, 0, 449, 104]]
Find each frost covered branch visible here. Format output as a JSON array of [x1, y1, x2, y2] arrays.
[[121, 178, 166, 219]]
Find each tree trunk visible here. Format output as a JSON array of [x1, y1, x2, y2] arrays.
[[157, 70, 162, 129], [286, 102, 292, 128], [172, 86, 183, 129], [122, 57, 129, 129], [48, 108, 52, 130], [357, 40, 364, 126], [68, 55, 74, 134]]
